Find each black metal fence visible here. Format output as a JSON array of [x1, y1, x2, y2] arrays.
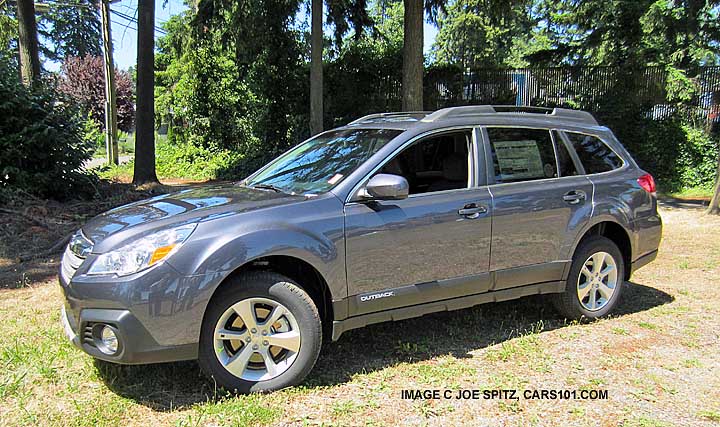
[[421, 66, 720, 124]]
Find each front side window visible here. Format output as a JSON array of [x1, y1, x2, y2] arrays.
[[564, 132, 623, 174], [246, 129, 401, 194], [378, 131, 472, 195], [487, 128, 557, 184]]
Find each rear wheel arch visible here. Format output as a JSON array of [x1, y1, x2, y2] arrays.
[[574, 221, 632, 280]]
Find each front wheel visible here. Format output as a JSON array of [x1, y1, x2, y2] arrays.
[[552, 236, 625, 320], [198, 271, 322, 393]]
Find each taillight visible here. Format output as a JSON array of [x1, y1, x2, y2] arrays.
[[637, 173, 656, 194]]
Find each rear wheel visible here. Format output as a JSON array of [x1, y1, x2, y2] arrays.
[[198, 271, 322, 393], [553, 236, 625, 320]]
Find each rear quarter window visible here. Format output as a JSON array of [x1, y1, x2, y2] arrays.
[[564, 132, 623, 174]]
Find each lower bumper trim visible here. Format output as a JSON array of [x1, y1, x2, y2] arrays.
[[61, 305, 197, 364], [630, 250, 658, 276]]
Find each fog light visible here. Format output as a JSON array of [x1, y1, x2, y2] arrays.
[[98, 325, 119, 355]]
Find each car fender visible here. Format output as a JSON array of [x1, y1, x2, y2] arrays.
[[566, 202, 634, 276]]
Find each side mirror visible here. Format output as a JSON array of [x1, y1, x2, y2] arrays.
[[358, 174, 409, 201]]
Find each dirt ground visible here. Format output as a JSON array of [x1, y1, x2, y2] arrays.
[[0, 199, 718, 426]]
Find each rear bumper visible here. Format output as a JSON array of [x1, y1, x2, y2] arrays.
[[630, 249, 658, 276]]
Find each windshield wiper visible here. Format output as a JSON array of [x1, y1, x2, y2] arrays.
[[250, 183, 286, 193]]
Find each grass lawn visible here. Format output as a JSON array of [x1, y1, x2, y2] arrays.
[[662, 187, 714, 201], [1, 202, 719, 426]]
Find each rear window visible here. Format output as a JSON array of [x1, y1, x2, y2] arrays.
[[564, 132, 622, 174]]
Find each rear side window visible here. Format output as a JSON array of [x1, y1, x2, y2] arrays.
[[564, 132, 622, 174], [487, 128, 557, 183], [553, 131, 579, 177]]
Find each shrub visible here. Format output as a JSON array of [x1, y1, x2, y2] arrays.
[[0, 60, 96, 200], [676, 125, 719, 190], [99, 136, 248, 182], [59, 56, 135, 132]]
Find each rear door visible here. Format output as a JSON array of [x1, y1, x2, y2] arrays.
[[482, 127, 593, 289]]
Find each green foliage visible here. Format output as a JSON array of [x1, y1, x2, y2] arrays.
[[150, 0, 718, 194], [83, 114, 104, 148], [320, 2, 404, 126], [528, 0, 720, 68], [433, 0, 535, 68], [606, 116, 719, 192], [100, 137, 245, 181], [676, 124, 719, 190], [155, 13, 260, 154], [0, 10, 17, 62], [155, 1, 310, 178], [38, 0, 101, 62], [0, 60, 95, 200], [664, 66, 697, 104], [154, 0, 385, 177], [641, 0, 720, 67]]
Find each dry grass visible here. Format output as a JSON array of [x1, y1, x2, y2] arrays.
[[1, 201, 719, 426]]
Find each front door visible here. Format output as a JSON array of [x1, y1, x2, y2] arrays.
[[344, 129, 493, 316]]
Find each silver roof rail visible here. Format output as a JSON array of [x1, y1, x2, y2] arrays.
[[348, 111, 432, 125], [421, 105, 599, 125]]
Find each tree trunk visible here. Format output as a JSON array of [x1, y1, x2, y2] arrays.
[[402, 0, 424, 111], [707, 158, 720, 215], [310, 0, 323, 135], [133, 0, 158, 186], [16, 0, 41, 85]]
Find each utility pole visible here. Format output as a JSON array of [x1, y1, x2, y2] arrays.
[[16, 0, 41, 85], [100, 0, 119, 165]]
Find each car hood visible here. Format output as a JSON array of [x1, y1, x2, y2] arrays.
[[82, 184, 306, 249]]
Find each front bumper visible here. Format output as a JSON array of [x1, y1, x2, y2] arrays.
[[58, 259, 224, 364], [60, 302, 197, 364]]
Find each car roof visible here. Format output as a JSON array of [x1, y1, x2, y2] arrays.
[[340, 105, 607, 133]]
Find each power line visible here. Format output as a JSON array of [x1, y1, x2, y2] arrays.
[[111, 8, 167, 35], [110, 19, 165, 39]]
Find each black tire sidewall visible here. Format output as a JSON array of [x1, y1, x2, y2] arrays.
[[198, 272, 322, 393], [565, 236, 625, 318]]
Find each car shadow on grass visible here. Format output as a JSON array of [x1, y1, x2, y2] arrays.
[[94, 281, 673, 411]]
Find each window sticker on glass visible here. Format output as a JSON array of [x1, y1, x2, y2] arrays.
[[327, 173, 344, 185], [493, 140, 544, 180]]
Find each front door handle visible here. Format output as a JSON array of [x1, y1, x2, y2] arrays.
[[458, 204, 487, 219], [562, 190, 587, 205]]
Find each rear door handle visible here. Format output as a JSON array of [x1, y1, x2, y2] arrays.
[[458, 204, 487, 218], [562, 190, 587, 204]]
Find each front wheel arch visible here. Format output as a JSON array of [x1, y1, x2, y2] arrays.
[[201, 255, 334, 343]]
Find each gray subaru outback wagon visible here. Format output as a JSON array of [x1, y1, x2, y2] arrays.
[[60, 106, 662, 392]]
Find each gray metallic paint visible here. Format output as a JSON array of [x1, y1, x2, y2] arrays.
[[59, 111, 662, 363]]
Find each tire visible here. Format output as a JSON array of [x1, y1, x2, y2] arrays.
[[198, 271, 322, 393], [552, 236, 625, 320]]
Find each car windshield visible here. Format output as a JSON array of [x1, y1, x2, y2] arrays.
[[245, 128, 402, 195]]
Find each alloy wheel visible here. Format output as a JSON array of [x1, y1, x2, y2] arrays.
[[576, 251, 619, 311], [213, 297, 301, 381]]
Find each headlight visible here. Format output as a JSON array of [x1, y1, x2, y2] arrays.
[[88, 223, 197, 276]]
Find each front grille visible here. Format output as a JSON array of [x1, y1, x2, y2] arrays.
[[60, 231, 93, 282], [60, 246, 83, 282]]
